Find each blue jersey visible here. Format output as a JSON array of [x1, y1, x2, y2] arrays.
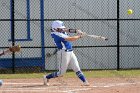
[[51, 31, 72, 50]]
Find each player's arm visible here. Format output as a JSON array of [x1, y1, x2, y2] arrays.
[[64, 29, 86, 41], [64, 35, 82, 41], [52, 30, 84, 41]]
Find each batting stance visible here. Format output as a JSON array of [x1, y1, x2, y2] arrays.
[[43, 20, 89, 86]]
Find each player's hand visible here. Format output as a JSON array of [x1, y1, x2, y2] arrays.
[[76, 29, 85, 37], [78, 32, 87, 38], [76, 29, 83, 34]]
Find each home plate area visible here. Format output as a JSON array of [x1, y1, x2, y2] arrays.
[[0, 78, 140, 93]]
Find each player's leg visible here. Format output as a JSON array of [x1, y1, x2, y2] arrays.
[[44, 50, 62, 80], [57, 50, 71, 75], [69, 51, 89, 85], [44, 50, 71, 85]]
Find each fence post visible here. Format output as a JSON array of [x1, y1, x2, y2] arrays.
[[10, 0, 15, 73], [40, 0, 45, 71], [117, 0, 120, 70]]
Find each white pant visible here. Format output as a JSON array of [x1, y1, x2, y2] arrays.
[[57, 50, 80, 76]]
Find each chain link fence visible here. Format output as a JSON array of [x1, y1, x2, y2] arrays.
[[0, 0, 140, 73]]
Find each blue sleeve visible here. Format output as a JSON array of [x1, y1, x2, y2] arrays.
[[51, 34, 65, 41]]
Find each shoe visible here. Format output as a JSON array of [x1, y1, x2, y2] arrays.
[[83, 81, 90, 86], [0, 80, 3, 87], [43, 75, 49, 86]]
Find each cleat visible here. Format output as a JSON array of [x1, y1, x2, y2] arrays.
[[0, 80, 3, 87], [82, 81, 90, 86], [43, 75, 49, 86]]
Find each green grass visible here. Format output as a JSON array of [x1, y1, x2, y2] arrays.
[[0, 70, 140, 79], [65, 70, 140, 78], [83, 70, 140, 78], [0, 73, 45, 79]]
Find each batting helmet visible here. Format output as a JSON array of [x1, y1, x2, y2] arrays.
[[51, 20, 66, 30]]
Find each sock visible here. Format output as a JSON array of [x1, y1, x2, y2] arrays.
[[46, 72, 58, 79], [76, 71, 86, 82]]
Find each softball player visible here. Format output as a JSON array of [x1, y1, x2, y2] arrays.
[[43, 20, 89, 86], [0, 50, 4, 87]]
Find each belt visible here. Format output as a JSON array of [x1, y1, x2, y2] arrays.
[[58, 49, 73, 52], [65, 49, 73, 52]]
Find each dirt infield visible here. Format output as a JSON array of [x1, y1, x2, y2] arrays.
[[0, 77, 140, 93]]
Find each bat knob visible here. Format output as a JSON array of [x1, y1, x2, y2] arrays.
[[104, 38, 108, 41]]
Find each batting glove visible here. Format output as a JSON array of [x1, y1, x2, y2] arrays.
[[76, 29, 83, 34], [79, 32, 87, 38]]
